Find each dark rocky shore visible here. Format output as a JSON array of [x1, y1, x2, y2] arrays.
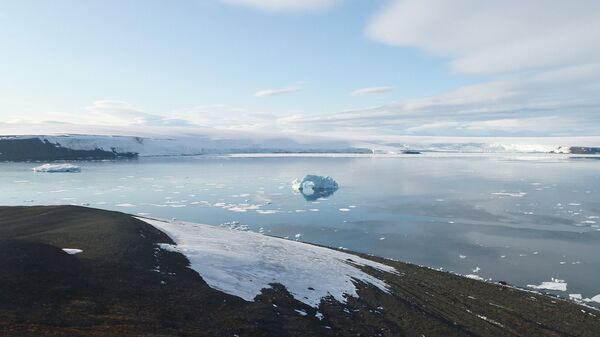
[[0, 206, 598, 336], [0, 138, 137, 161]]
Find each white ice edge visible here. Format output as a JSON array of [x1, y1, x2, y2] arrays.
[[527, 278, 567, 292], [5, 131, 600, 157], [137, 216, 397, 308], [32, 163, 81, 173]]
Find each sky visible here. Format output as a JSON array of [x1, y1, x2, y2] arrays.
[[1, 0, 599, 137]]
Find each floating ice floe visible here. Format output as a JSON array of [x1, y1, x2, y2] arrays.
[[32, 163, 81, 173], [292, 175, 339, 201], [491, 192, 527, 197], [584, 294, 600, 303], [62, 248, 83, 255], [569, 294, 583, 300], [210, 201, 264, 213], [527, 278, 567, 291], [256, 209, 281, 215], [139, 217, 397, 308]]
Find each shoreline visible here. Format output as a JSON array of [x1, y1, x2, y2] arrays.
[[1, 205, 599, 336], [137, 214, 600, 311]]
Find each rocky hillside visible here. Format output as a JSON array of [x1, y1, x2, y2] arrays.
[[0, 206, 598, 336]]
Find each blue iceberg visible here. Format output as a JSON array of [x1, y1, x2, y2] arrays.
[[292, 175, 339, 201]]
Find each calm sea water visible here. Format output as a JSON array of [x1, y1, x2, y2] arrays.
[[1, 154, 599, 300]]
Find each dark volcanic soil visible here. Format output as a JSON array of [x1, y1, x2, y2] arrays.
[[0, 206, 598, 336]]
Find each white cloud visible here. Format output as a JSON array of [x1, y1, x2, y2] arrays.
[[351, 86, 393, 96], [277, 62, 600, 136], [279, 0, 596, 136], [366, 0, 600, 75], [84, 101, 192, 126], [4, 1, 599, 138], [220, 0, 338, 13], [254, 87, 299, 97]]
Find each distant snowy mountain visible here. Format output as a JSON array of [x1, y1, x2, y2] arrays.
[[0, 134, 370, 159], [1, 123, 599, 160], [0, 123, 368, 154]]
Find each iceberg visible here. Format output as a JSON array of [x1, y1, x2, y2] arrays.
[[527, 278, 567, 292], [32, 163, 81, 173], [292, 175, 339, 201], [584, 294, 600, 304]]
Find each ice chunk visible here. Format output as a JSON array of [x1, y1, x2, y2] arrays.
[[292, 175, 338, 192], [32, 163, 81, 173], [527, 278, 567, 291], [256, 209, 280, 215], [569, 294, 583, 300], [491, 192, 527, 197], [292, 175, 339, 201], [584, 294, 600, 303]]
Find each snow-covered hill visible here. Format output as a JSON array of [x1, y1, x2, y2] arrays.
[[1, 123, 600, 156], [140, 217, 397, 308]]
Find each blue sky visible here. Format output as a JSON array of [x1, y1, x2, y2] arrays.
[[1, 0, 599, 137]]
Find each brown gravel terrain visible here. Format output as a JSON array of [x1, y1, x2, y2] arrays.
[[0, 205, 598, 336]]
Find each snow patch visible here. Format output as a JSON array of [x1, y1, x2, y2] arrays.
[[464, 274, 485, 281], [294, 309, 308, 316], [138, 217, 397, 308], [62, 248, 83, 255]]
